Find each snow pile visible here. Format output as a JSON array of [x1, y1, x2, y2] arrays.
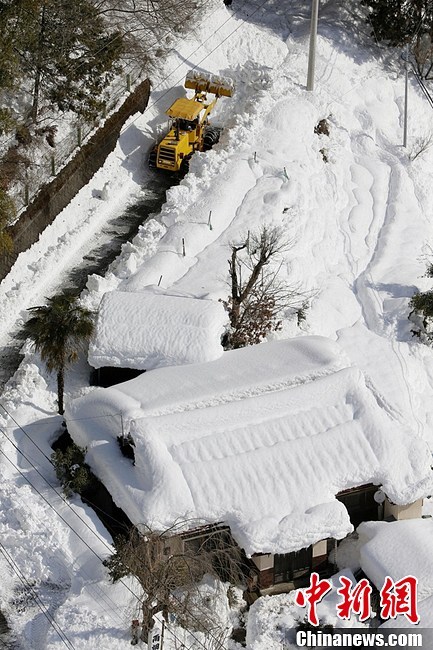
[[246, 569, 363, 650], [246, 592, 301, 650], [3, 0, 433, 645], [359, 519, 433, 600], [358, 519, 433, 627], [88, 289, 228, 370], [68, 335, 348, 426], [67, 336, 433, 556]]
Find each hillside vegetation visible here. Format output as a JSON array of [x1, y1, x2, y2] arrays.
[[0, 0, 205, 239]]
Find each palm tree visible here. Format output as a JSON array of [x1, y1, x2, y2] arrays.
[[23, 292, 94, 415]]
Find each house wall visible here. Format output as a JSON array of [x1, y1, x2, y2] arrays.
[[173, 524, 333, 591], [252, 540, 329, 588], [336, 484, 380, 527], [312, 540, 327, 568], [384, 498, 423, 521], [257, 568, 274, 589], [251, 553, 273, 572], [312, 540, 327, 558], [165, 535, 183, 555]]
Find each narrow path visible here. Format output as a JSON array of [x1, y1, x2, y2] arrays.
[[334, 126, 431, 432], [0, 177, 172, 392]]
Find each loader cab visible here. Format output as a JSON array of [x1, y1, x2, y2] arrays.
[[178, 118, 198, 132]]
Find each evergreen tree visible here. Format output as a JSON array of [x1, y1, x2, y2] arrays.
[[51, 442, 92, 497], [362, 0, 433, 77], [23, 292, 94, 414], [0, 188, 15, 254], [1, 0, 124, 122]]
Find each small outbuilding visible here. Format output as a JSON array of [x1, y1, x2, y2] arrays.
[[88, 289, 228, 386]]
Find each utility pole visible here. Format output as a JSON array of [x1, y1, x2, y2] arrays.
[[403, 42, 409, 148], [307, 0, 320, 91]]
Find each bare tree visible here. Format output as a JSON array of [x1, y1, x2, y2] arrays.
[[91, 0, 206, 62], [409, 131, 433, 161], [104, 522, 245, 639], [222, 226, 307, 349], [412, 33, 433, 79]]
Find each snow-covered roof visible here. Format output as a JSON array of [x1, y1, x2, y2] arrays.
[[359, 519, 433, 628], [88, 289, 227, 370], [67, 337, 433, 556], [359, 519, 433, 602]]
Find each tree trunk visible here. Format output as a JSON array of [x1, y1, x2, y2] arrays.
[[57, 369, 65, 415], [31, 68, 41, 123], [140, 606, 155, 641], [229, 244, 246, 329], [30, 4, 47, 122]]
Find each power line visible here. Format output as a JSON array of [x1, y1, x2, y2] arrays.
[[117, 0, 269, 140], [0, 406, 231, 650], [2, 0, 266, 257], [0, 442, 141, 606], [21, 0, 267, 202], [0, 404, 130, 544], [0, 408, 136, 545], [0, 444, 134, 630], [412, 65, 433, 109], [0, 404, 129, 524], [0, 0, 271, 643], [1, 0, 253, 152], [0, 432, 225, 650], [1, 534, 156, 650], [0, 542, 76, 650], [0, 0, 273, 572], [0, 412, 227, 650]]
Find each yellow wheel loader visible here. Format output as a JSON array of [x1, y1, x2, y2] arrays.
[[148, 70, 234, 174]]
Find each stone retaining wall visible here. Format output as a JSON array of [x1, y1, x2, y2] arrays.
[[0, 79, 150, 281]]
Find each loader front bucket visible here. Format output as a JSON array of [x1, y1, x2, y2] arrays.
[[185, 70, 234, 97]]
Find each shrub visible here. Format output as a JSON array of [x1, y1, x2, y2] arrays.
[[51, 442, 92, 497]]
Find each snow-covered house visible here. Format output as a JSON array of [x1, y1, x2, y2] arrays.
[[66, 336, 433, 589], [88, 289, 228, 386]]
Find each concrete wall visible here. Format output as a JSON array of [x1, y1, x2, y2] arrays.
[[312, 539, 327, 558], [384, 498, 423, 521], [251, 553, 274, 572], [0, 79, 150, 281]]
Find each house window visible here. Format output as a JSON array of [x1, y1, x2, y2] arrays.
[[336, 485, 380, 527], [181, 525, 245, 583], [274, 547, 312, 584]]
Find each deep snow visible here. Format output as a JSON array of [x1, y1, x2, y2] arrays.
[[1, 0, 433, 646], [88, 288, 227, 370], [68, 337, 433, 556]]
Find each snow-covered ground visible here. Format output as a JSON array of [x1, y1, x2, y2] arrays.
[[2, 0, 433, 646]]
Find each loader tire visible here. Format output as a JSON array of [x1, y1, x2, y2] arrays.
[[203, 126, 221, 151], [148, 147, 157, 169], [180, 153, 192, 176]]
